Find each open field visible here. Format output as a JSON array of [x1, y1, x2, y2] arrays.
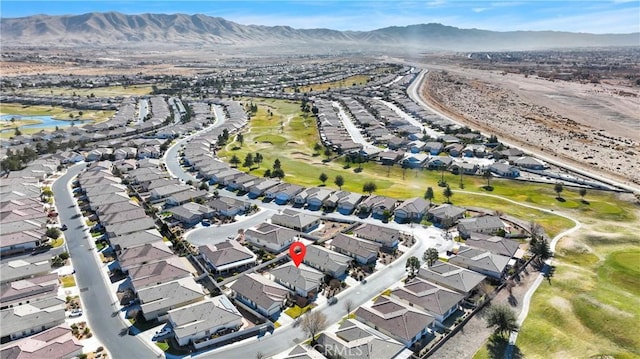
[[284, 74, 371, 93], [12, 84, 155, 97]]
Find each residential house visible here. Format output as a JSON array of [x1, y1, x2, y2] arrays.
[[0, 296, 66, 341], [450, 162, 478, 175], [269, 262, 324, 298], [489, 163, 520, 178], [167, 296, 243, 347], [317, 319, 411, 359], [424, 142, 444, 156], [303, 245, 352, 278], [330, 233, 380, 266], [394, 197, 429, 223], [117, 241, 174, 272], [105, 217, 156, 238], [457, 215, 506, 239], [391, 277, 464, 324], [283, 345, 325, 359], [427, 156, 453, 170], [137, 278, 205, 321], [353, 224, 400, 251], [108, 229, 163, 252], [357, 195, 398, 218], [165, 189, 209, 207], [0, 325, 83, 359], [265, 183, 305, 205], [0, 273, 59, 310], [324, 191, 363, 214], [169, 203, 215, 226], [230, 273, 290, 317], [465, 233, 521, 258], [513, 156, 546, 170], [129, 256, 193, 292], [417, 261, 486, 296], [99, 208, 148, 226], [270, 209, 320, 233], [207, 197, 250, 218], [198, 241, 257, 273], [244, 223, 298, 253], [402, 153, 429, 168], [0, 254, 51, 285], [407, 140, 426, 153], [448, 246, 510, 280], [354, 296, 435, 348], [427, 204, 466, 228], [247, 178, 279, 198], [0, 229, 48, 257], [149, 184, 192, 201], [444, 143, 464, 157], [296, 187, 333, 209]]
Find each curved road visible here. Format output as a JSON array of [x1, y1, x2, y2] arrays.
[[53, 163, 158, 359]]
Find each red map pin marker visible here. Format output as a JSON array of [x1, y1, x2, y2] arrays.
[[289, 242, 306, 268]]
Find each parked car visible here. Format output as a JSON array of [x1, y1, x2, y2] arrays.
[[201, 219, 211, 227], [154, 327, 172, 338], [69, 309, 83, 317], [61, 224, 68, 231], [328, 297, 338, 305]]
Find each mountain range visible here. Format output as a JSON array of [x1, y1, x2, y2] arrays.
[[1, 12, 638, 51]]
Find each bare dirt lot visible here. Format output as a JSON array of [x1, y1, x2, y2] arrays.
[[421, 66, 640, 186]]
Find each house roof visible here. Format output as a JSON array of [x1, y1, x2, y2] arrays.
[[417, 261, 486, 294], [0, 229, 46, 248], [428, 204, 466, 220], [198, 241, 257, 269], [270, 262, 324, 292], [230, 273, 289, 311], [457, 216, 505, 234], [138, 278, 204, 314], [0, 273, 59, 308], [466, 233, 521, 257], [395, 197, 429, 215], [270, 209, 319, 230], [105, 217, 155, 238], [354, 296, 434, 343], [318, 319, 408, 359], [0, 296, 66, 338], [303, 245, 352, 274], [108, 229, 163, 251], [391, 277, 464, 317], [129, 256, 192, 291], [96, 200, 140, 216], [358, 195, 397, 212], [353, 224, 400, 247], [118, 241, 173, 270], [0, 254, 51, 284], [99, 208, 148, 225], [167, 296, 242, 340], [0, 324, 83, 359], [245, 223, 298, 247], [330, 233, 381, 259], [449, 246, 511, 275]]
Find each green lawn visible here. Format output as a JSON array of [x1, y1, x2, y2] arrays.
[[156, 341, 169, 351], [14, 84, 155, 97], [284, 74, 372, 93], [0, 103, 115, 121], [284, 304, 313, 319], [60, 275, 76, 288], [51, 238, 64, 248]]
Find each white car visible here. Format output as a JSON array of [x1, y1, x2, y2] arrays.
[[69, 309, 83, 317], [154, 327, 172, 338]]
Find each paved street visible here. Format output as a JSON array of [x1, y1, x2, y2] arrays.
[[53, 163, 159, 359]]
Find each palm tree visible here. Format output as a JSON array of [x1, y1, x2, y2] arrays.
[[334, 175, 344, 190], [423, 248, 439, 267], [528, 221, 542, 247], [319, 172, 328, 185], [485, 305, 519, 337], [531, 238, 553, 264], [405, 256, 421, 277], [482, 169, 493, 189], [443, 184, 453, 203], [424, 187, 434, 207]]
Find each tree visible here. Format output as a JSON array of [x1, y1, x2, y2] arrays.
[[405, 256, 421, 277], [254, 153, 263, 167], [273, 158, 281, 170], [199, 182, 209, 191], [319, 172, 328, 185], [230, 154, 241, 168], [362, 181, 377, 195], [243, 153, 254, 169], [272, 168, 285, 179], [443, 184, 453, 203], [301, 310, 327, 345], [334, 175, 344, 190], [554, 183, 564, 199], [343, 298, 354, 315], [236, 133, 244, 147], [41, 188, 54, 198], [423, 248, 439, 267], [485, 305, 519, 337], [264, 169, 272, 178], [313, 143, 323, 154], [424, 187, 434, 207], [14, 127, 22, 136], [579, 188, 587, 203], [482, 169, 493, 189], [531, 238, 552, 263], [46, 227, 61, 239], [528, 221, 542, 247]]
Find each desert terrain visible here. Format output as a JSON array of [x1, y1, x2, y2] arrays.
[[421, 65, 640, 187]]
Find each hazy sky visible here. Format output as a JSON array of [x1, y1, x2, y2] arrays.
[[1, 1, 639, 34]]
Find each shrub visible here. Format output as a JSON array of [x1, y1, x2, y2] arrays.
[[216, 277, 224, 283], [59, 252, 70, 260]]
